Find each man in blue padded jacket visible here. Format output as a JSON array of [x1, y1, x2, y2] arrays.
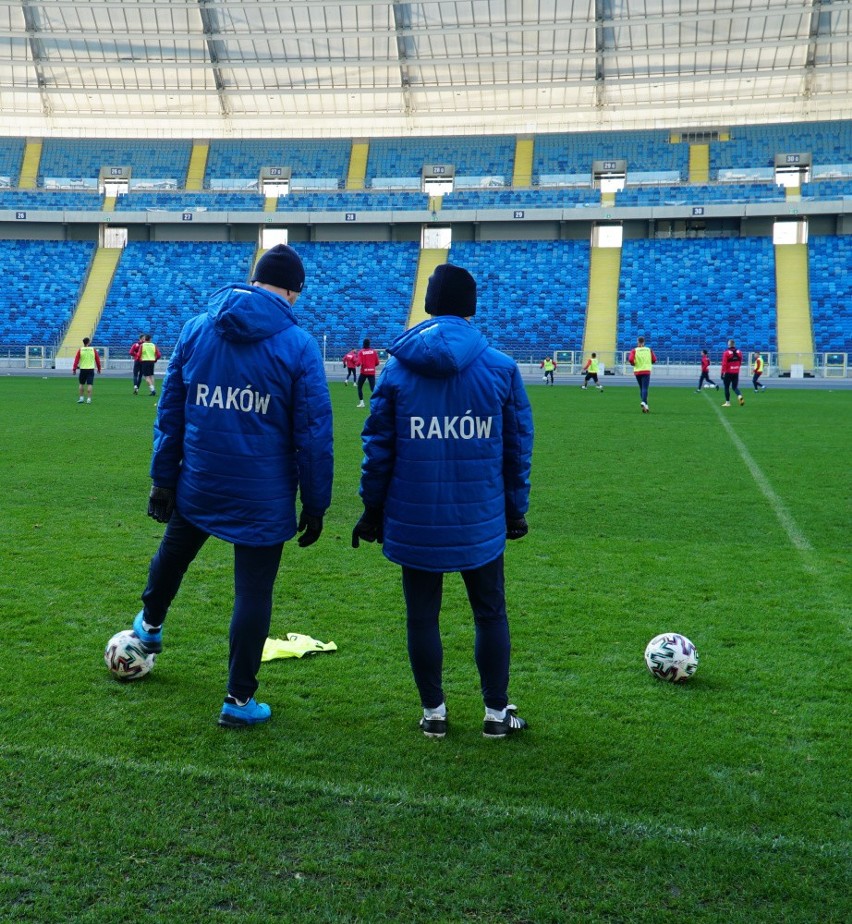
[[121, 244, 333, 728], [352, 263, 533, 739]]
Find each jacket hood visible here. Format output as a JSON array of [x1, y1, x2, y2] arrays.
[[389, 315, 489, 378], [208, 283, 296, 343]]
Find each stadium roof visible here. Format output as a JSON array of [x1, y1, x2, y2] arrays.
[[0, 0, 850, 138]]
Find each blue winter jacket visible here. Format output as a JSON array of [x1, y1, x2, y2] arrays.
[[359, 315, 533, 572], [151, 284, 333, 547]]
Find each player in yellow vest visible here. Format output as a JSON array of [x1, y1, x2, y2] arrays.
[[539, 355, 557, 386], [72, 336, 101, 404], [140, 334, 162, 396], [752, 352, 767, 392], [581, 353, 603, 391], [627, 336, 657, 413]]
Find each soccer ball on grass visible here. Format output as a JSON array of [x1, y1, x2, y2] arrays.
[[104, 629, 156, 681], [644, 633, 698, 683]]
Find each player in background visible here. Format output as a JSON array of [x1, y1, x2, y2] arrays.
[[627, 336, 657, 413], [721, 339, 745, 407], [355, 337, 380, 408], [752, 351, 767, 392], [129, 333, 145, 394], [72, 336, 101, 404], [343, 348, 358, 386], [140, 334, 162, 397], [581, 352, 603, 391], [696, 349, 719, 392], [540, 355, 557, 386]]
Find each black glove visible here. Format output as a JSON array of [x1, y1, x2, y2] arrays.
[[506, 517, 529, 540], [352, 507, 384, 548], [147, 486, 175, 523], [297, 510, 323, 547]]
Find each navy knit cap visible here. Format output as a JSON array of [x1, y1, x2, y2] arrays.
[[425, 264, 477, 317], [252, 244, 305, 293]]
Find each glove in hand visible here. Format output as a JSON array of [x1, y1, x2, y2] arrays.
[[148, 485, 175, 523], [297, 510, 323, 547], [352, 507, 384, 548], [506, 516, 529, 540]]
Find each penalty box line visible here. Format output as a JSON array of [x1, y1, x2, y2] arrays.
[[709, 399, 815, 563]]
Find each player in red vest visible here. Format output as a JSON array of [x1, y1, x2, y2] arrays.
[[129, 333, 145, 394], [355, 338, 380, 408], [343, 348, 358, 386], [720, 339, 745, 407], [695, 349, 719, 392]]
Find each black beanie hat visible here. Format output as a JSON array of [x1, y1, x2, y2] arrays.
[[252, 244, 305, 293], [425, 264, 477, 317]]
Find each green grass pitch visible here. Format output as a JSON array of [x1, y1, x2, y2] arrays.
[[1, 375, 850, 923]]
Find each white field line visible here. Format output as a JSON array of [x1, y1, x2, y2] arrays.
[[709, 400, 815, 559], [1, 741, 847, 860]]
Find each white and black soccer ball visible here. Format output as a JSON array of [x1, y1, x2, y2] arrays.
[[644, 633, 698, 683], [104, 629, 156, 681]]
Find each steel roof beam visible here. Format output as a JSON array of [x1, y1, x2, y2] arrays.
[[20, 2, 52, 115], [197, 0, 230, 116]]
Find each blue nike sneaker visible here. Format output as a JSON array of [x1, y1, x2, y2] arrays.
[[218, 697, 272, 728], [132, 611, 162, 654]]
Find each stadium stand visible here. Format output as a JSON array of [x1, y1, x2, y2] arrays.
[[95, 240, 420, 358], [617, 238, 777, 353], [0, 125, 849, 363], [275, 191, 430, 212], [0, 190, 105, 211], [114, 192, 265, 211], [809, 236, 852, 353], [533, 129, 688, 183], [38, 138, 193, 186], [0, 240, 96, 345], [94, 241, 256, 352], [711, 120, 852, 173], [0, 136, 25, 187], [798, 179, 852, 199], [442, 188, 601, 209], [292, 241, 420, 355], [205, 139, 351, 189], [365, 135, 516, 186], [615, 182, 785, 206], [444, 240, 591, 356]]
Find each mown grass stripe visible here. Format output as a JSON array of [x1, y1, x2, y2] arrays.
[[2, 741, 846, 861]]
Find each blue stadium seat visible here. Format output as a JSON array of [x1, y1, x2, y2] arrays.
[[711, 120, 852, 172], [0, 240, 96, 345], [533, 129, 687, 183], [275, 191, 429, 212], [447, 240, 591, 356], [0, 137, 25, 186], [442, 188, 601, 209], [206, 139, 351, 188], [95, 242, 256, 352], [616, 182, 784, 206], [39, 139, 192, 185], [618, 238, 776, 353], [799, 179, 852, 199], [0, 190, 104, 210], [365, 136, 515, 185], [809, 236, 852, 352], [114, 192, 265, 211], [293, 242, 420, 357]]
